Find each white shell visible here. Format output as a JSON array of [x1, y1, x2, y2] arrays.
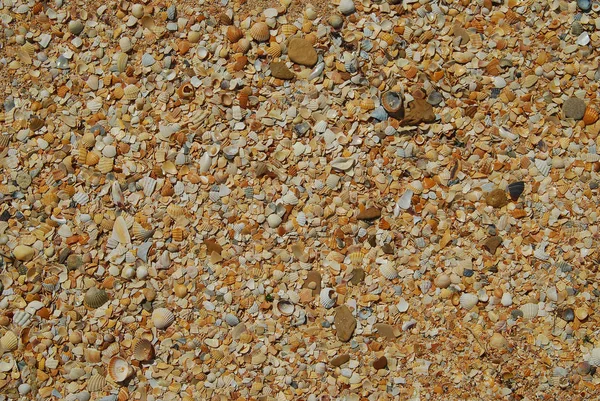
[[282, 191, 299, 205], [535, 158, 550, 176], [12, 311, 31, 326], [296, 212, 307, 226], [72, 192, 90, 205], [87, 98, 103, 113], [397, 298, 409, 313], [459, 293, 479, 310], [0, 331, 18, 352], [520, 303, 539, 319], [224, 313, 240, 326], [141, 176, 156, 197], [320, 288, 336, 309], [276, 300, 295, 316], [330, 157, 355, 171], [111, 216, 131, 244], [533, 242, 549, 261], [379, 262, 398, 280], [199, 152, 212, 172], [108, 356, 132, 382], [152, 307, 175, 329], [314, 120, 327, 133], [325, 174, 341, 190], [589, 348, 600, 366]]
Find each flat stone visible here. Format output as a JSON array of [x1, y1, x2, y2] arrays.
[[14, 245, 35, 261], [373, 356, 388, 370], [485, 189, 509, 208], [288, 38, 318, 67], [330, 354, 350, 367], [400, 99, 436, 126], [357, 207, 381, 220], [270, 61, 295, 80], [334, 305, 356, 342], [563, 97, 586, 120], [303, 271, 322, 295], [373, 323, 398, 339], [349, 268, 365, 285]]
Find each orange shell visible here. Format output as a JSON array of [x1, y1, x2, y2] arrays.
[[177, 82, 195, 99], [379, 32, 394, 46], [583, 106, 599, 125], [226, 26, 243, 43], [249, 22, 270, 42]]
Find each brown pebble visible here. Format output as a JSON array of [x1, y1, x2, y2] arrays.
[[334, 305, 356, 342], [330, 354, 350, 367], [349, 268, 365, 285], [485, 189, 509, 208], [357, 207, 381, 220], [373, 356, 388, 370], [373, 323, 397, 339]]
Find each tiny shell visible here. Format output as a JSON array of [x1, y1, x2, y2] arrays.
[[224, 313, 240, 326], [132, 223, 155, 241], [108, 356, 133, 382], [0, 331, 18, 352], [265, 42, 282, 58], [116, 52, 128, 73], [280, 24, 298, 36], [250, 22, 270, 42], [381, 91, 404, 119], [459, 293, 478, 310], [379, 262, 398, 280], [123, 84, 139, 100], [133, 339, 155, 362], [84, 287, 109, 309], [98, 157, 114, 173], [589, 348, 600, 366], [233, 38, 251, 54], [152, 307, 175, 329], [320, 288, 336, 309], [520, 303, 539, 319], [282, 191, 299, 205], [489, 333, 507, 349], [85, 151, 100, 166], [482, 236, 502, 254]]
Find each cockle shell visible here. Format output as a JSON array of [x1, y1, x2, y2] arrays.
[[379, 262, 398, 280], [250, 22, 270, 42], [87, 374, 107, 392], [583, 106, 599, 125], [520, 303, 539, 319], [133, 339, 155, 362], [123, 84, 139, 100], [226, 26, 244, 43], [589, 348, 600, 366], [232, 38, 251, 54], [97, 157, 114, 174], [132, 223, 155, 241], [108, 356, 133, 382], [265, 42, 282, 58], [0, 331, 18, 352], [280, 24, 298, 36], [152, 307, 175, 329], [320, 288, 336, 309], [84, 287, 109, 309], [381, 91, 404, 119], [489, 333, 508, 349], [85, 150, 100, 166], [459, 293, 478, 310], [276, 300, 295, 316]]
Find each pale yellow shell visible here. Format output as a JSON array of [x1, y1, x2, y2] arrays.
[[22, 42, 36, 57], [86, 150, 101, 166], [171, 226, 185, 242], [116, 52, 128, 73], [81, 132, 96, 148], [166, 204, 185, 218], [280, 24, 298, 36], [98, 157, 114, 173], [0, 331, 18, 352], [132, 222, 155, 241], [226, 25, 244, 43], [123, 84, 139, 100], [379, 32, 395, 46], [250, 22, 270, 42], [152, 307, 175, 329], [360, 98, 375, 111], [87, 374, 107, 392], [232, 38, 251, 54]]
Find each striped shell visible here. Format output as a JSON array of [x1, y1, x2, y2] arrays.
[[85, 150, 100, 166], [132, 223, 155, 241], [265, 42, 282, 58], [81, 132, 96, 148], [379, 262, 398, 280], [123, 84, 139, 100], [171, 227, 185, 242], [116, 52, 128, 73], [87, 374, 107, 392], [320, 288, 336, 309], [589, 348, 600, 367], [108, 356, 132, 382], [250, 22, 270, 42], [520, 303, 539, 319], [0, 331, 18, 352], [232, 38, 251, 54], [133, 339, 155, 361], [583, 106, 599, 125], [226, 26, 244, 43], [98, 157, 114, 173], [459, 293, 478, 310], [280, 24, 298, 36], [379, 32, 394, 45], [84, 287, 109, 309], [152, 307, 175, 329]]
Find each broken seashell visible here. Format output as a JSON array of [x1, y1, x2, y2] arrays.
[[276, 300, 295, 316], [520, 303, 539, 319], [226, 26, 244, 43], [320, 288, 336, 309], [482, 236, 502, 254], [87, 374, 107, 392], [379, 262, 398, 280], [108, 356, 133, 382], [381, 91, 404, 119], [0, 331, 18, 352], [507, 181, 524, 201]]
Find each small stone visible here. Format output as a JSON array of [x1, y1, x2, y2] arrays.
[[373, 323, 397, 339], [426, 91, 443, 106], [560, 308, 574, 322], [338, 0, 356, 15], [330, 354, 350, 367], [400, 99, 436, 126], [13, 245, 35, 261], [373, 356, 388, 370], [381, 243, 394, 254], [485, 189, 509, 208], [270, 61, 295, 80], [349, 268, 365, 285], [68, 20, 84, 35], [357, 207, 381, 220], [334, 305, 356, 342], [204, 239, 223, 254], [131, 4, 144, 18], [563, 98, 587, 120], [288, 38, 318, 67], [577, 0, 592, 12]]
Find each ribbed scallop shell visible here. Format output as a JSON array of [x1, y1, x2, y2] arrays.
[[108, 356, 132, 382], [360, 98, 375, 111], [84, 287, 109, 309], [87, 374, 107, 392], [282, 191, 298, 205], [583, 106, 599, 125], [379, 32, 394, 45], [280, 24, 298, 36], [266, 42, 282, 58], [589, 348, 600, 367], [459, 293, 478, 310], [325, 174, 340, 190], [81, 132, 96, 148], [116, 52, 128, 73], [520, 303, 539, 319], [226, 26, 244, 43], [98, 157, 114, 173], [250, 22, 270, 42], [171, 227, 185, 242], [152, 307, 175, 329], [87, 98, 103, 113], [534, 159, 550, 176], [140, 176, 156, 197], [132, 223, 155, 241], [123, 84, 139, 100], [85, 150, 100, 166], [0, 331, 18, 352], [379, 262, 398, 280], [133, 339, 155, 361], [320, 288, 336, 309]]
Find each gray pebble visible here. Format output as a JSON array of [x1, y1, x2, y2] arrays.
[[563, 97, 586, 120], [427, 91, 443, 106]]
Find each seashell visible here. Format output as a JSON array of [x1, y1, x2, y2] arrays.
[[85, 150, 100, 166], [167, 4, 176, 20], [73, 192, 90, 205], [87, 98, 103, 113], [325, 174, 341, 190], [314, 120, 327, 133], [108, 356, 133, 382], [0, 331, 18, 352], [98, 157, 114, 173], [280, 24, 298, 36], [506, 181, 524, 201], [233, 38, 251, 54], [84, 287, 109, 309], [489, 333, 507, 349], [177, 82, 195, 99], [116, 52, 128, 73], [81, 132, 96, 148], [132, 223, 155, 241], [381, 91, 404, 119], [152, 307, 175, 329], [360, 98, 375, 111], [379, 31, 394, 46], [123, 84, 139, 100], [112, 216, 131, 244], [250, 22, 270, 42], [589, 348, 600, 366], [133, 339, 155, 362], [224, 313, 240, 326], [84, 348, 102, 363], [87, 374, 107, 392], [171, 227, 185, 242], [534, 158, 550, 176], [226, 26, 244, 43], [282, 191, 299, 205], [119, 37, 132, 53], [583, 106, 599, 125], [320, 288, 336, 309], [379, 262, 398, 280], [141, 176, 157, 197], [276, 300, 295, 316], [459, 293, 478, 310], [265, 42, 282, 58], [520, 303, 539, 320]]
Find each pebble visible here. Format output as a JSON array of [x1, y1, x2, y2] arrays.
[[68, 20, 84, 35], [373, 356, 388, 370], [563, 97, 587, 120], [334, 305, 356, 342], [338, 0, 356, 15], [267, 214, 282, 228], [269, 61, 295, 80], [356, 207, 381, 220], [287, 38, 318, 67], [330, 354, 350, 367], [13, 245, 35, 261]]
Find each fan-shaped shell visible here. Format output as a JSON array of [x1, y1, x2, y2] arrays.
[[87, 374, 107, 392], [583, 106, 599, 125], [489, 333, 507, 349], [0, 331, 18, 352], [84, 287, 109, 309], [282, 191, 298, 205], [534, 159, 550, 176], [507, 181, 524, 201], [320, 288, 336, 309], [280, 24, 298, 36], [98, 157, 114, 173], [152, 307, 175, 329], [265, 42, 282, 58], [108, 356, 132, 382], [379, 32, 395, 45], [589, 348, 600, 366], [459, 293, 478, 310], [85, 150, 100, 166], [116, 52, 128, 73], [379, 262, 398, 280], [140, 176, 156, 197], [233, 38, 251, 54], [250, 22, 270, 42], [123, 84, 139, 100], [226, 26, 243, 43], [171, 227, 185, 242], [520, 303, 539, 319], [133, 339, 155, 361], [276, 300, 295, 316], [132, 223, 155, 241], [81, 132, 96, 148], [84, 348, 102, 363]]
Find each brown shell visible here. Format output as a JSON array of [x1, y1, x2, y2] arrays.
[[226, 26, 243, 43], [85, 151, 101, 166], [171, 227, 185, 242], [583, 106, 599, 125], [379, 32, 394, 46], [249, 22, 270, 42], [177, 82, 195, 99], [133, 339, 155, 362], [232, 38, 251, 54], [265, 42, 282, 58]]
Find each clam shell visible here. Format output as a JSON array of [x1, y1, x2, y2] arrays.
[[133, 339, 155, 362], [108, 356, 132, 382], [282, 191, 299, 205], [276, 300, 295, 316], [87, 374, 107, 392], [320, 288, 336, 309], [112, 216, 131, 244], [250, 22, 270, 42], [506, 181, 524, 201], [583, 106, 599, 125], [280, 24, 298, 36], [589, 348, 600, 366], [379, 262, 398, 280], [81, 132, 96, 148], [152, 307, 175, 329], [459, 293, 478, 310], [520, 303, 539, 319], [381, 91, 404, 119], [265, 42, 282, 58], [0, 331, 18, 352], [534, 158, 550, 176], [116, 52, 128, 73], [489, 333, 507, 349], [132, 223, 155, 241], [85, 150, 100, 166], [224, 313, 240, 326], [98, 157, 114, 173], [84, 348, 102, 363], [233, 38, 251, 54], [84, 287, 109, 309], [140, 176, 157, 197], [226, 26, 244, 43], [123, 84, 139, 100]]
